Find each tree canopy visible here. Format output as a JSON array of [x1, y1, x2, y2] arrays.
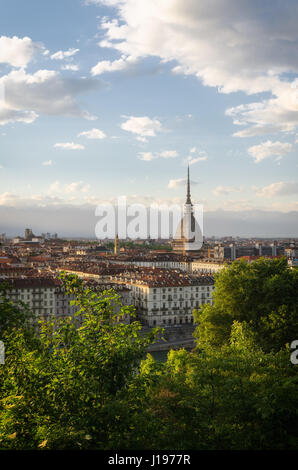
[[193, 257, 298, 352], [0, 261, 297, 450]]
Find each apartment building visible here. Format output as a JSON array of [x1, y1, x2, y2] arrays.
[[110, 268, 215, 327], [191, 259, 226, 274], [3, 277, 131, 324]]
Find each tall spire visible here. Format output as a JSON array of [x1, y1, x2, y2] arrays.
[[114, 233, 119, 255], [186, 164, 192, 205]]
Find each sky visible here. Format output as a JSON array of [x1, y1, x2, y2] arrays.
[[0, 0, 297, 237]]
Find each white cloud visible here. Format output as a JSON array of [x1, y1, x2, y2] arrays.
[[138, 152, 155, 161], [49, 180, 90, 194], [85, 0, 119, 5], [87, 0, 298, 137], [91, 55, 137, 76], [0, 108, 38, 126], [136, 136, 148, 143], [0, 191, 66, 207], [254, 181, 298, 198], [0, 68, 101, 125], [227, 81, 298, 137], [61, 64, 79, 71], [84, 112, 99, 121], [121, 116, 162, 140], [64, 181, 91, 193], [248, 140, 293, 163], [138, 150, 178, 161], [49, 181, 60, 192], [42, 160, 52, 166], [0, 181, 95, 208], [185, 148, 208, 165], [50, 48, 80, 60], [78, 128, 106, 139], [54, 142, 85, 150], [186, 156, 207, 165], [168, 178, 198, 189], [93, 1, 298, 94], [0, 36, 39, 68], [168, 178, 185, 189], [213, 185, 242, 196], [159, 150, 178, 159], [0, 192, 23, 207]]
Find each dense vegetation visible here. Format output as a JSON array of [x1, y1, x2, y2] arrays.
[[0, 258, 297, 449], [193, 257, 298, 352]]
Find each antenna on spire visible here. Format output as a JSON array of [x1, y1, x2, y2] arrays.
[[186, 164, 192, 204]]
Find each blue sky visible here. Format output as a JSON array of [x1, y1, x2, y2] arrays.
[[0, 0, 297, 236]]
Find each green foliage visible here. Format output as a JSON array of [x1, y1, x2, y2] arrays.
[[0, 275, 160, 449], [0, 282, 34, 335], [193, 257, 298, 351], [124, 323, 298, 450], [0, 267, 297, 450]]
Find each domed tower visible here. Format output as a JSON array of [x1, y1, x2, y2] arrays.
[[172, 165, 203, 254]]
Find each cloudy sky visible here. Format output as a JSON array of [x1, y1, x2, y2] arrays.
[[0, 0, 297, 237]]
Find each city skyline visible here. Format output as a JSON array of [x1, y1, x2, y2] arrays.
[[0, 0, 298, 237]]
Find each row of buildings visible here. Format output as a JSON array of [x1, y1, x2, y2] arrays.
[[1, 170, 296, 327], [4, 276, 131, 324], [1, 263, 214, 327], [58, 264, 215, 327]]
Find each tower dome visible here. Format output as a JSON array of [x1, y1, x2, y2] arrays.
[[173, 166, 203, 254]]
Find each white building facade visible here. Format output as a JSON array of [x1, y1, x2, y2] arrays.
[[124, 277, 215, 327]]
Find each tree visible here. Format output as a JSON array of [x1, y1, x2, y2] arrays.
[[125, 322, 298, 450], [0, 282, 33, 335], [1, 269, 297, 450], [193, 257, 298, 352], [0, 274, 160, 449]]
